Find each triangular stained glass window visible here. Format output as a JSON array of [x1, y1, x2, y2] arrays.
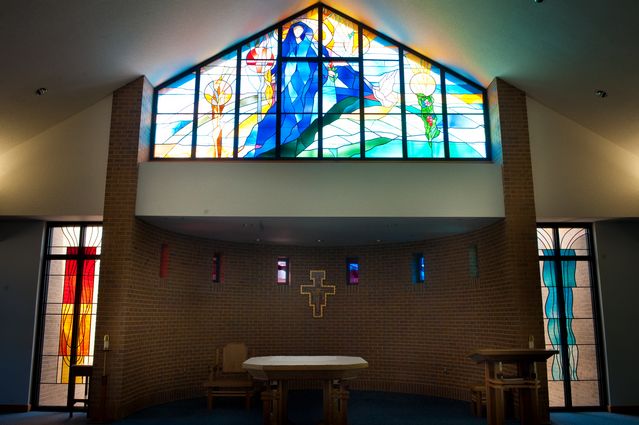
[[152, 3, 489, 160]]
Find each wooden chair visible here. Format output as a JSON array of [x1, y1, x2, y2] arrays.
[[203, 342, 255, 410]]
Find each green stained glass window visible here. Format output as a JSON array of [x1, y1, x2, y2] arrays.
[[152, 4, 490, 160]]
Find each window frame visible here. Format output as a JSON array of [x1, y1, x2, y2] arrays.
[[150, 2, 491, 161], [537, 223, 607, 410]]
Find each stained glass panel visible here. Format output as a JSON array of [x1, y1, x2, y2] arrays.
[[156, 73, 196, 114], [280, 113, 319, 158], [322, 9, 359, 58], [152, 5, 490, 159], [538, 225, 601, 408], [323, 61, 361, 113], [195, 113, 235, 158], [237, 114, 277, 158], [199, 52, 237, 116], [404, 53, 443, 114], [154, 114, 193, 158], [282, 9, 319, 58], [364, 60, 401, 114], [406, 113, 445, 158], [240, 31, 278, 116], [282, 61, 319, 113], [322, 114, 361, 158], [362, 29, 399, 60], [38, 225, 101, 408], [445, 73, 484, 114], [537, 227, 555, 256], [364, 113, 403, 158], [559, 228, 590, 256], [448, 114, 486, 158]]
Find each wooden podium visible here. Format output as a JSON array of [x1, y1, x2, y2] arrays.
[[469, 349, 557, 425]]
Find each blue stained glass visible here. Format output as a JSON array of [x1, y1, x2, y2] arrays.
[[238, 114, 276, 158], [445, 73, 484, 114], [282, 61, 319, 113], [282, 10, 319, 58], [448, 114, 487, 158], [280, 113, 319, 158], [414, 254, 425, 283], [323, 62, 361, 113], [152, 5, 489, 160]]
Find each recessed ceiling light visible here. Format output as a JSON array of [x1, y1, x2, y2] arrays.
[[594, 89, 608, 98], [376, 239, 382, 243], [316, 239, 322, 243], [35, 87, 48, 96]]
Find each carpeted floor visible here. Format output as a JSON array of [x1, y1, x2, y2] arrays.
[[1, 391, 638, 425]]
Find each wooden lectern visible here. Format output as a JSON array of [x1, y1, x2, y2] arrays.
[[469, 349, 557, 425]]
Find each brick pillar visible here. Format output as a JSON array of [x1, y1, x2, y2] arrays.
[[488, 78, 549, 421], [90, 76, 153, 422]]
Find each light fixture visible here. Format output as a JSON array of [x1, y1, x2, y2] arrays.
[[35, 87, 48, 96], [594, 89, 608, 98]]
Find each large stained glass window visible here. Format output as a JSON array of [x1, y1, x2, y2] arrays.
[[537, 225, 602, 408], [36, 224, 102, 408], [152, 4, 489, 160]]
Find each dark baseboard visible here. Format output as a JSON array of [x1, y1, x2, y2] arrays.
[[0, 404, 31, 413], [608, 405, 639, 415]]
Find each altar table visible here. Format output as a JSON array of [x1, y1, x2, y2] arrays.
[[469, 349, 557, 425], [243, 356, 368, 425]]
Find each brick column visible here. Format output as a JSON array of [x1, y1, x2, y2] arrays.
[[90, 76, 153, 421], [488, 78, 548, 421]]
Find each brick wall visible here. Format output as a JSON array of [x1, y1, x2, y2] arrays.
[[91, 77, 546, 422]]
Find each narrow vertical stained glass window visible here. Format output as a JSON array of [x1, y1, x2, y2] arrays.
[[277, 257, 289, 285], [413, 253, 425, 283], [152, 4, 489, 160], [36, 224, 102, 408], [212, 253, 221, 283], [537, 225, 601, 408], [347, 258, 359, 285]]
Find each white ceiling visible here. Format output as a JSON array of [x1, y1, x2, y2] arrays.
[[2, 0, 637, 245]]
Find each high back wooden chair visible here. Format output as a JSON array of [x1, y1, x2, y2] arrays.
[[203, 342, 255, 409]]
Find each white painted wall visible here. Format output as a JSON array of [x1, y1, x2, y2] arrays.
[[0, 221, 45, 406], [594, 220, 639, 407], [0, 96, 112, 219], [136, 161, 505, 218], [528, 97, 639, 220]]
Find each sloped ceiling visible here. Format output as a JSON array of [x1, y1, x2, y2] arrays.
[[1, 0, 638, 158]]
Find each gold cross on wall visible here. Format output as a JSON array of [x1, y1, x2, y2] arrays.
[[300, 270, 336, 318]]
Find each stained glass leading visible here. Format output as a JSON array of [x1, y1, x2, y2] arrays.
[[152, 4, 489, 160], [322, 9, 359, 58], [282, 9, 319, 58]]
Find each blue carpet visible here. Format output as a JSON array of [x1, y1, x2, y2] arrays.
[[114, 390, 509, 425], [2, 392, 637, 425], [551, 412, 639, 425]]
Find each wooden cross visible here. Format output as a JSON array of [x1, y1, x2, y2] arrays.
[[300, 270, 336, 318]]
